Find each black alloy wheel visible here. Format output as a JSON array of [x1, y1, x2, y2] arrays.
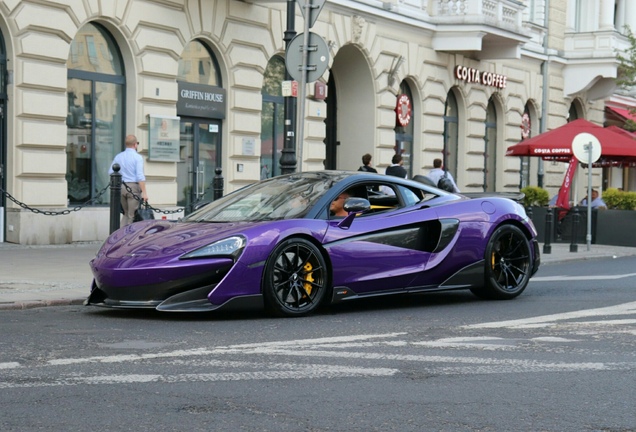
[[263, 238, 329, 317], [471, 224, 532, 300]]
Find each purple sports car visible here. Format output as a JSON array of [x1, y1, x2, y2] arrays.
[[86, 171, 540, 317]]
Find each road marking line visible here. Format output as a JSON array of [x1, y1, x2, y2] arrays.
[[0, 362, 21, 370], [46, 333, 407, 366], [0, 365, 398, 389], [464, 301, 636, 329], [531, 273, 636, 282]]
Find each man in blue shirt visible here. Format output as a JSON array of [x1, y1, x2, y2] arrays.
[[579, 189, 607, 209], [428, 158, 460, 193], [109, 134, 148, 226]]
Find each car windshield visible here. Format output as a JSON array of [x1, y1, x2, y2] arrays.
[[183, 174, 335, 222]]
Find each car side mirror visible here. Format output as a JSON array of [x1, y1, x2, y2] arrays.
[[344, 197, 371, 214]]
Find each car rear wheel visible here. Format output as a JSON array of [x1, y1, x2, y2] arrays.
[[263, 238, 329, 317], [471, 225, 532, 300]]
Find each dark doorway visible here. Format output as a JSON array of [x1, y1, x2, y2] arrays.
[[324, 73, 338, 170], [0, 32, 6, 242], [177, 118, 222, 211]]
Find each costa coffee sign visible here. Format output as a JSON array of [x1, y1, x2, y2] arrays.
[[395, 94, 411, 127], [454, 65, 507, 89]]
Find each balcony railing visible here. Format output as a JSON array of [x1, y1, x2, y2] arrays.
[[429, 0, 524, 32]]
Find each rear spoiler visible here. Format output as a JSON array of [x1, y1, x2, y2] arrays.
[[460, 192, 525, 204]]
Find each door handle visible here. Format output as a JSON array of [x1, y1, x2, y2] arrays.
[[198, 162, 205, 198]]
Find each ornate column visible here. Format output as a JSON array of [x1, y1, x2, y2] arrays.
[[625, 0, 636, 31], [599, 0, 615, 30]]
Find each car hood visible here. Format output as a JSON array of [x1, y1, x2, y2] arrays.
[[100, 220, 263, 260]]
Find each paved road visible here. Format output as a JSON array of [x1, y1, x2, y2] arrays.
[[1, 241, 635, 310]]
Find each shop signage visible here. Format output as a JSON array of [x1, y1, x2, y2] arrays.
[[148, 115, 180, 162], [395, 94, 411, 127], [454, 65, 507, 89], [177, 82, 226, 119]]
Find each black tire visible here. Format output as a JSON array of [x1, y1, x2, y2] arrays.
[[471, 225, 532, 300], [262, 238, 329, 317]]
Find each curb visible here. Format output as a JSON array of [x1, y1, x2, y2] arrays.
[[0, 298, 85, 311]]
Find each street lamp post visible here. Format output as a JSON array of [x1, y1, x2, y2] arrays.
[[280, 0, 297, 174]]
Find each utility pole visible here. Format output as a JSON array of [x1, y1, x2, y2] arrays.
[[280, 0, 297, 174]]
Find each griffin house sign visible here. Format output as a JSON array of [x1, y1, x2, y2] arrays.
[[177, 81, 226, 119], [454, 66, 507, 89]]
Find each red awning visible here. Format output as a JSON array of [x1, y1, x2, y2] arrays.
[[505, 118, 636, 167], [606, 106, 636, 123], [606, 125, 636, 139]]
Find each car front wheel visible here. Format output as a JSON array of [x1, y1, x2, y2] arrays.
[[471, 224, 532, 300], [263, 238, 329, 317]]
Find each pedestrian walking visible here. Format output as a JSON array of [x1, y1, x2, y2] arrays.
[[385, 154, 407, 178], [109, 134, 148, 226], [428, 158, 460, 192], [358, 153, 378, 173]]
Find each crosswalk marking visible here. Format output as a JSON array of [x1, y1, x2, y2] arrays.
[[1, 304, 634, 389], [464, 301, 636, 329], [531, 273, 636, 282]]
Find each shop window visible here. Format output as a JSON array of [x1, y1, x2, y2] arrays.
[[485, 98, 497, 192], [66, 23, 125, 205], [178, 40, 220, 86], [444, 90, 459, 184], [261, 56, 285, 179], [396, 81, 414, 178]]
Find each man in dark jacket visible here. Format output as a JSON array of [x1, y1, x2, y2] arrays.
[[358, 153, 378, 173], [385, 154, 407, 178]]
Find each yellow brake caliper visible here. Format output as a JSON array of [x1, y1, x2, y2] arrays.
[[303, 262, 314, 296]]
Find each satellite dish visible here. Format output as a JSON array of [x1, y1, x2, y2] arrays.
[[571, 132, 601, 163]]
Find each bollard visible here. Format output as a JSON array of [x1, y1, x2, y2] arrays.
[[569, 207, 579, 253], [213, 167, 224, 200], [543, 207, 552, 254], [109, 164, 122, 234], [525, 206, 533, 220]]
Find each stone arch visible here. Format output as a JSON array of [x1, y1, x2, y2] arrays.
[[569, 97, 586, 121], [485, 92, 506, 192], [328, 43, 376, 170]]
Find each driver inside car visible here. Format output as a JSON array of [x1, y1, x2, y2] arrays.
[[329, 191, 351, 217]]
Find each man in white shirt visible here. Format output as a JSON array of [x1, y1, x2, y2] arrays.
[[109, 134, 149, 226], [428, 158, 460, 193]]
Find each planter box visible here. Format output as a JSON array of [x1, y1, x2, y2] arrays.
[[594, 209, 636, 247], [528, 206, 597, 245], [527, 206, 552, 243], [557, 206, 595, 245]]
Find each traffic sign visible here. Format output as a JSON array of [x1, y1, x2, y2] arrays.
[[572, 132, 601, 164], [285, 32, 329, 83], [296, 0, 325, 28]]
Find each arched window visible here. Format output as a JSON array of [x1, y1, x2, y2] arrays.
[[568, 101, 583, 122], [520, 103, 533, 188], [396, 81, 414, 178], [66, 23, 125, 205], [261, 56, 285, 179], [444, 90, 459, 183], [485, 98, 497, 192], [178, 40, 220, 86]]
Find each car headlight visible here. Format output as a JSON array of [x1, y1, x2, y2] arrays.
[[181, 236, 246, 259]]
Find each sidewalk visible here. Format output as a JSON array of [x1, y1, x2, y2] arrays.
[[1, 240, 635, 310]]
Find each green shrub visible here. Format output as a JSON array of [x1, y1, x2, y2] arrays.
[[520, 186, 549, 207], [602, 188, 636, 210]]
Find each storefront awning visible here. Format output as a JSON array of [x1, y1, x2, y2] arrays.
[[606, 106, 636, 123], [505, 118, 636, 167]]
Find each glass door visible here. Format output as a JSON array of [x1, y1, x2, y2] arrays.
[[178, 119, 221, 212]]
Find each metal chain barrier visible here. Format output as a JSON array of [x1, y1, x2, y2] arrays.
[[0, 169, 223, 217], [121, 182, 201, 215], [0, 184, 111, 216]]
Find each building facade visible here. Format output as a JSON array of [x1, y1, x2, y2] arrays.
[[0, 0, 631, 244]]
